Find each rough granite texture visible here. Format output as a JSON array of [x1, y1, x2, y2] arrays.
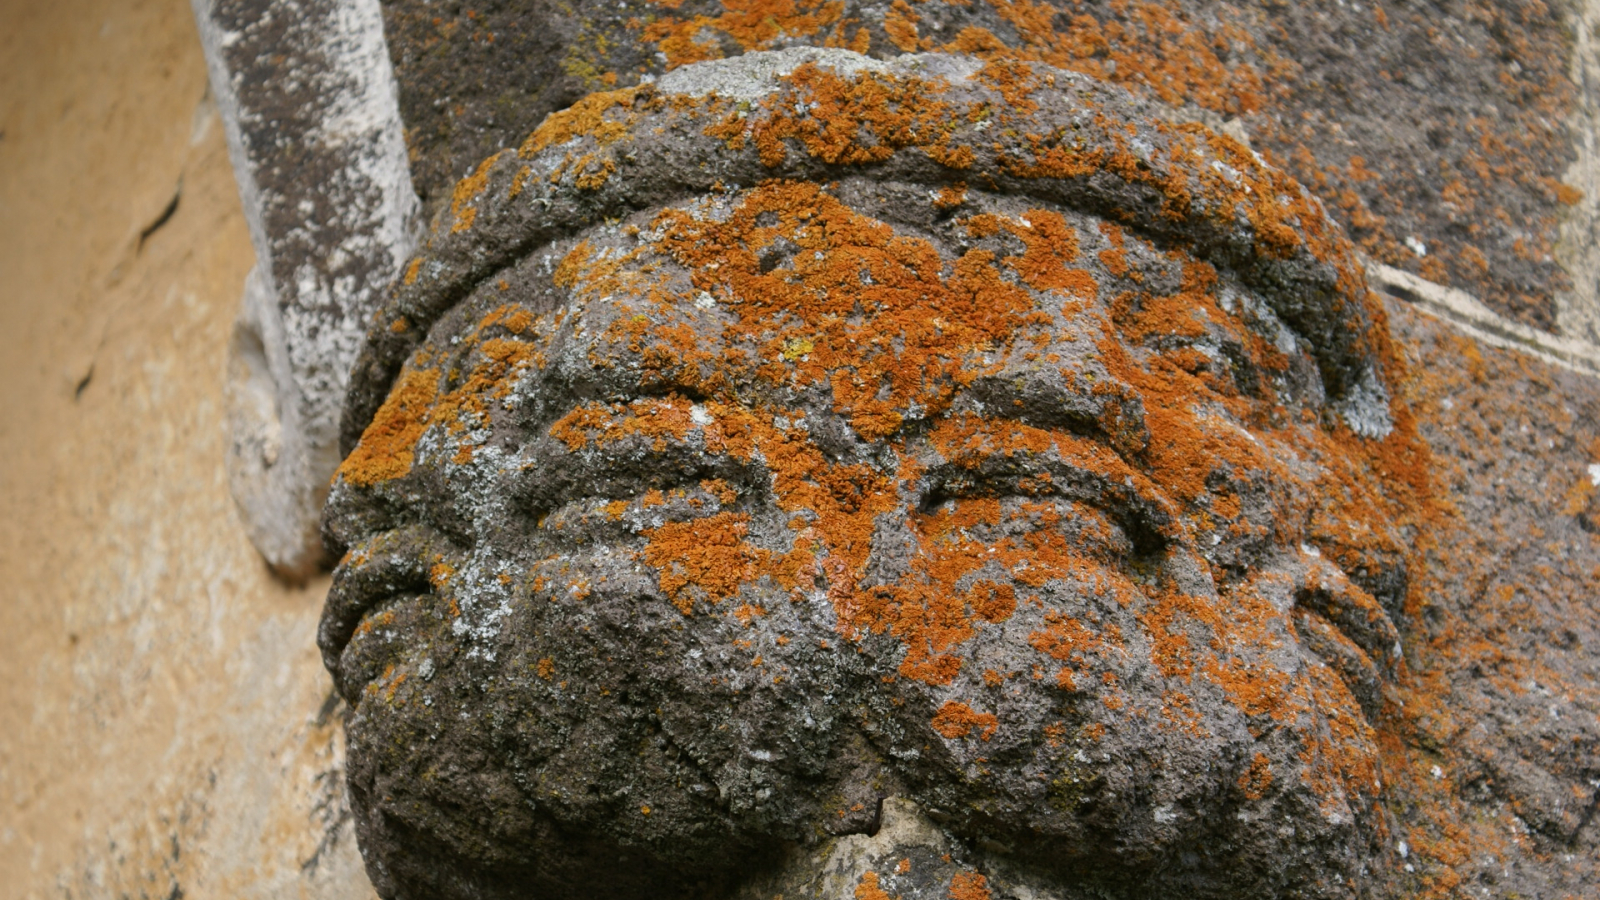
[[380, 0, 1583, 333], [321, 50, 1469, 899]]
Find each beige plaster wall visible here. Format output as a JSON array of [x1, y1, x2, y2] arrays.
[[0, 0, 370, 895]]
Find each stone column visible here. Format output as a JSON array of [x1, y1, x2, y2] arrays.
[[191, 0, 418, 579]]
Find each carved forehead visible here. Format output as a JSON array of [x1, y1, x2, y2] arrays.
[[341, 49, 1387, 455], [429, 178, 1196, 393], [415, 184, 1115, 415]]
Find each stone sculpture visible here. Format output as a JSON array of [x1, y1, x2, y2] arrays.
[[319, 47, 1444, 899]]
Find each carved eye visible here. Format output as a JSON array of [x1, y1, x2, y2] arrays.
[[1292, 559, 1402, 719], [534, 479, 743, 540], [920, 453, 1171, 559]]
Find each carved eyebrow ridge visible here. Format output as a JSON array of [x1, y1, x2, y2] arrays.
[[919, 451, 1174, 560]]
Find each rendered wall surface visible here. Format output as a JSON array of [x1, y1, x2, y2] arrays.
[[0, 1, 370, 895]]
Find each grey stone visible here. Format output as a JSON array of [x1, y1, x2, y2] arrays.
[[193, 0, 419, 579], [730, 798, 978, 900], [1558, 0, 1600, 347]]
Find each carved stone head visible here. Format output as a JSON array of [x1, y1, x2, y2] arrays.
[[321, 51, 1421, 900]]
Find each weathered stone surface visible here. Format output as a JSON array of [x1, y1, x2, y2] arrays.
[[1371, 295, 1600, 900], [380, 0, 1586, 333], [194, 0, 419, 578], [13, 0, 1594, 898], [729, 798, 986, 900], [323, 50, 1435, 899], [1368, 261, 1600, 378], [1558, 0, 1600, 346]]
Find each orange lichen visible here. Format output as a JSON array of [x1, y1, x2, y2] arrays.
[[450, 150, 507, 233], [883, 0, 920, 52], [429, 560, 455, 589], [885, 0, 1268, 121], [481, 303, 534, 334], [933, 182, 968, 209], [519, 86, 645, 158], [644, 512, 786, 613], [642, 0, 846, 68], [509, 164, 534, 199], [1238, 751, 1273, 800], [342, 307, 549, 485], [338, 366, 440, 487], [653, 180, 1035, 440], [427, 337, 540, 463], [931, 700, 999, 740], [947, 871, 993, 900], [1029, 610, 1104, 691], [706, 62, 963, 168], [549, 397, 700, 452], [689, 52, 1365, 345], [855, 871, 892, 900]]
